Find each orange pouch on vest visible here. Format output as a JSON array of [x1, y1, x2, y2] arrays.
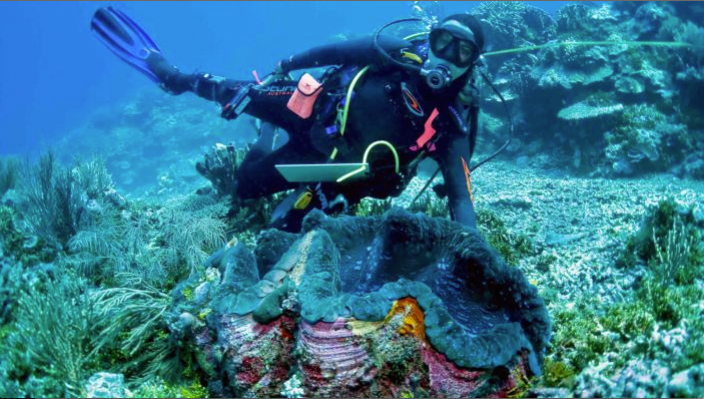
[[287, 73, 323, 119]]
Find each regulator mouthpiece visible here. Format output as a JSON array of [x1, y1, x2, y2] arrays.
[[422, 64, 452, 90]]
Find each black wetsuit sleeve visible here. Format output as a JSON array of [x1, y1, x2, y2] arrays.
[[279, 34, 412, 72], [432, 106, 479, 230], [150, 33, 410, 106]]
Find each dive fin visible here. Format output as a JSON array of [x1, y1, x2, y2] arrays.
[[91, 7, 163, 83]]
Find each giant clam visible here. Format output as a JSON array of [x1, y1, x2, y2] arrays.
[[172, 208, 551, 397]]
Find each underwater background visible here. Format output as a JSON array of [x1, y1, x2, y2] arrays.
[[1, 1, 704, 398]]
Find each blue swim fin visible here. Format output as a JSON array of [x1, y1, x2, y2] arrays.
[[91, 7, 163, 83]]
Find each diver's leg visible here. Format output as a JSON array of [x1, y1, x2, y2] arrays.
[[150, 57, 313, 136], [236, 137, 326, 199], [91, 7, 309, 133]]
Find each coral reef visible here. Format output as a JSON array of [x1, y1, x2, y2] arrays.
[[17, 153, 114, 249], [2, 151, 703, 397], [2, 2, 704, 398], [169, 208, 550, 397], [0, 269, 100, 398], [472, 2, 556, 57], [557, 101, 624, 121], [65, 188, 228, 286], [85, 373, 131, 399], [0, 156, 20, 198], [604, 104, 690, 176], [471, 1, 704, 179], [0, 154, 238, 397], [538, 196, 704, 396], [55, 90, 259, 195]]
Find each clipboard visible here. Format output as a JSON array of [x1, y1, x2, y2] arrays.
[[275, 163, 369, 183]]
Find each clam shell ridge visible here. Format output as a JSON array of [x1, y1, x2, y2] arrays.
[[172, 207, 551, 397]]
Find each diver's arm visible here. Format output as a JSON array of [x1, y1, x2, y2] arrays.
[[278, 34, 412, 72], [433, 115, 478, 230], [146, 34, 411, 104]]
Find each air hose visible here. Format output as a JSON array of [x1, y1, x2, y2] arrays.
[[483, 40, 692, 58]]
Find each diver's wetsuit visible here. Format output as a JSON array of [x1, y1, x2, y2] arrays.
[[155, 35, 479, 230]]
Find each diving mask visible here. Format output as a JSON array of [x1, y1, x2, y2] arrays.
[[429, 21, 479, 67], [421, 20, 479, 90]]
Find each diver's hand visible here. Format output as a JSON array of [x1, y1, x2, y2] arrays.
[[259, 61, 291, 87], [196, 142, 239, 196]]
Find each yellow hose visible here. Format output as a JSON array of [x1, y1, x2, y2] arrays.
[[331, 33, 428, 160], [404, 31, 429, 41], [337, 140, 400, 183], [331, 65, 371, 160]]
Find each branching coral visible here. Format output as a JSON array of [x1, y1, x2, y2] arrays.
[[472, 1, 556, 76], [19, 152, 78, 246], [407, 192, 450, 219], [545, 200, 702, 390], [0, 206, 15, 236], [555, 3, 616, 39], [66, 206, 131, 280], [584, 197, 704, 384], [618, 198, 702, 272], [71, 156, 114, 201], [161, 211, 226, 276], [352, 197, 393, 217], [0, 260, 23, 326], [474, 2, 529, 39]]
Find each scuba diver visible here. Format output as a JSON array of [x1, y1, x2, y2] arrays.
[[91, 7, 486, 232]]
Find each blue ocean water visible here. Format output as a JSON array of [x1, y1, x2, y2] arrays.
[[0, 1, 573, 157], [2, 3, 704, 398]]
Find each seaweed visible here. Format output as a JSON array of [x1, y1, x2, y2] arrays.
[[89, 277, 186, 384], [66, 190, 227, 289], [0, 269, 99, 398], [18, 153, 113, 249], [618, 197, 703, 274], [476, 208, 535, 266]]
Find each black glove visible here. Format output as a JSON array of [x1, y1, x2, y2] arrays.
[[432, 183, 448, 199]]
